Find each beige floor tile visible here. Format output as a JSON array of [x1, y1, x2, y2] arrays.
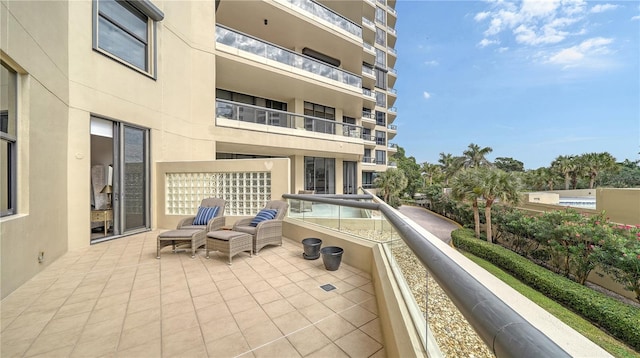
[[0, 337, 33, 358], [1, 315, 18, 331], [276, 283, 304, 298], [188, 282, 218, 298], [39, 311, 90, 337], [323, 295, 357, 313], [162, 298, 195, 319], [242, 320, 284, 350], [196, 301, 231, 324], [286, 325, 331, 356], [192, 291, 224, 310], [244, 280, 272, 294], [162, 288, 193, 306], [233, 306, 270, 331], [253, 337, 302, 358], [128, 294, 161, 314], [342, 288, 374, 304], [2, 319, 47, 343], [117, 337, 162, 358], [4, 309, 56, 331], [24, 329, 79, 357], [226, 294, 259, 314], [369, 347, 387, 357], [262, 299, 296, 319], [166, 343, 208, 358], [305, 343, 350, 358], [335, 329, 382, 358], [162, 309, 199, 336], [118, 321, 162, 351], [130, 284, 161, 300], [54, 299, 98, 319], [315, 315, 356, 341], [204, 331, 251, 358], [343, 275, 370, 288], [70, 332, 120, 358], [339, 305, 377, 328], [123, 306, 161, 331], [215, 277, 243, 290], [161, 326, 204, 357], [252, 288, 283, 305], [287, 292, 318, 309], [87, 303, 128, 325], [220, 284, 251, 301], [272, 311, 312, 335], [201, 314, 241, 343], [360, 318, 384, 344], [94, 291, 130, 311], [298, 302, 335, 324], [265, 275, 293, 288], [359, 298, 379, 315]]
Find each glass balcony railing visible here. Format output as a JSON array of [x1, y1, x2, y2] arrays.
[[216, 99, 363, 139], [388, 87, 397, 94], [388, 142, 397, 149], [388, 67, 397, 75], [216, 25, 362, 89], [388, 124, 397, 130], [388, 106, 397, 113], [284, 0, 362, 38], [362, 133, 375, 141], [387, 26, 397, 36], [362, 156, 376, 163], [362, 17, 375, 29], [376, 138, 386, 145], [363, 42, 375, 52], [387, 6, 397, 17], [388, 47, 397, 56], [362, 65, 374, 77], [362, 111, 374, 120]]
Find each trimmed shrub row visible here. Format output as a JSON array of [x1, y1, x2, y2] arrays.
[[452, 228, 640, 352]]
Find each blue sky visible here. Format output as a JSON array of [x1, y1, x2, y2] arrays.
[[393, 0, 640, 170]]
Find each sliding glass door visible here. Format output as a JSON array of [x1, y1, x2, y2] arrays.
[[121, 125, 149, 231]]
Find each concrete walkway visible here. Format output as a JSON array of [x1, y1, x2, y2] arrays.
[[398, 205, 461, 244]]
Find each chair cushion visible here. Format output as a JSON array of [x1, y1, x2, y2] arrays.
[[234, 225, 257, 235], [193, 206, 219, 225], [250, 209, 278, 227]]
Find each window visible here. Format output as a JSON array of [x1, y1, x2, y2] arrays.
[[375, 91, 386, 107], [304, 102, 335, 134], [362, 172, 375, 188], [216, 89, 288, 125], [375, 150, 386, 165], [375, 68, 387, 89], [375, 6, 386, 25], [375, 111, 386, 126], [375, 48, 386, 67], [375, 27, 386, 47], [94, 0, 164, 75], [305, 157, 335, 194], [375, 130, 386, 145], [1, 62, 17, 216]]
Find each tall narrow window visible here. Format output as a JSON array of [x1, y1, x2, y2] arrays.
[[94, 0, 164, 75], [305, 157, 335, 194], [1, 62, 17, 216], [375, 150, 386, 165]]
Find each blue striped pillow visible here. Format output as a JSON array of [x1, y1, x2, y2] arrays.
[[193, 206, 219, 225], [250, 209, 278, 227]]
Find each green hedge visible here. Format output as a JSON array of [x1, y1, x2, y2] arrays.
[[452, 228, 640, 352]]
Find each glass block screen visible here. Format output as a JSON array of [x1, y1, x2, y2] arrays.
[[165, 172, 271, 215]]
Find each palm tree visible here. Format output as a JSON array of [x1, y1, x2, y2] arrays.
[[580, 152, 617, 189], [421, 162, 441, 186], [450, 169, 482, 238], [438, 152, 463, 185], [551, 155, 576, 190], [476, 168, 521, 243], [462, 143, 493, 168], [374, 168, 408, 207]]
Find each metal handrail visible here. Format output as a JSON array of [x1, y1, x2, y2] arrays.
[[282, 192, 571, 358]]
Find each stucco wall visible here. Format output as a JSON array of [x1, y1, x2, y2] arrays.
[[597, 188, 640, 225]]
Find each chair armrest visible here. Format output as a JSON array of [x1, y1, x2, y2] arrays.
[[256, 219, 283, 231], [233, 217, 254, 229], [207, 216, 226, 232], [177, 216, 195, 229]]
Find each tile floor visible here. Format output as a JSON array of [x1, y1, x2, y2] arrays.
[[1, 231, 385, 358]]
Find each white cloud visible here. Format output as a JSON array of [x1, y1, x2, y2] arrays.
[[423, 91, 431, 100], [498, 47, 509, 53], [632, 15, 640, 21], [520, 0, 561, 18], [547, 37, 613, 65], [478, 38, 500, 48], [590, 4, 619, 13], [475, 11, 490, 21], [424, 60, 439, 66]]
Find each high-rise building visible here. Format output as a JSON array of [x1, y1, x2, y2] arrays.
[[0, 0, 398, 297]]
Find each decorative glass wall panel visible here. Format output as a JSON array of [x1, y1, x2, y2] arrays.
[[165, 172, 271, 215]]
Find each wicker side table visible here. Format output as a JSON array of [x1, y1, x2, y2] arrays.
[[206, 230, 253, 265], [157, 229, 206, 259]]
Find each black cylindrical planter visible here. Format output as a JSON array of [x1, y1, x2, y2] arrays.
[[302, 238, 322, 260], [321, 246, 343, 271]]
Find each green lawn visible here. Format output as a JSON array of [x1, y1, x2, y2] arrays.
[[462, 252, 640, 358]]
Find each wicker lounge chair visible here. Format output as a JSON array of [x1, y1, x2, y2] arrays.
[[177, 198, 226, 232], [232, 200, 289, 254]]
